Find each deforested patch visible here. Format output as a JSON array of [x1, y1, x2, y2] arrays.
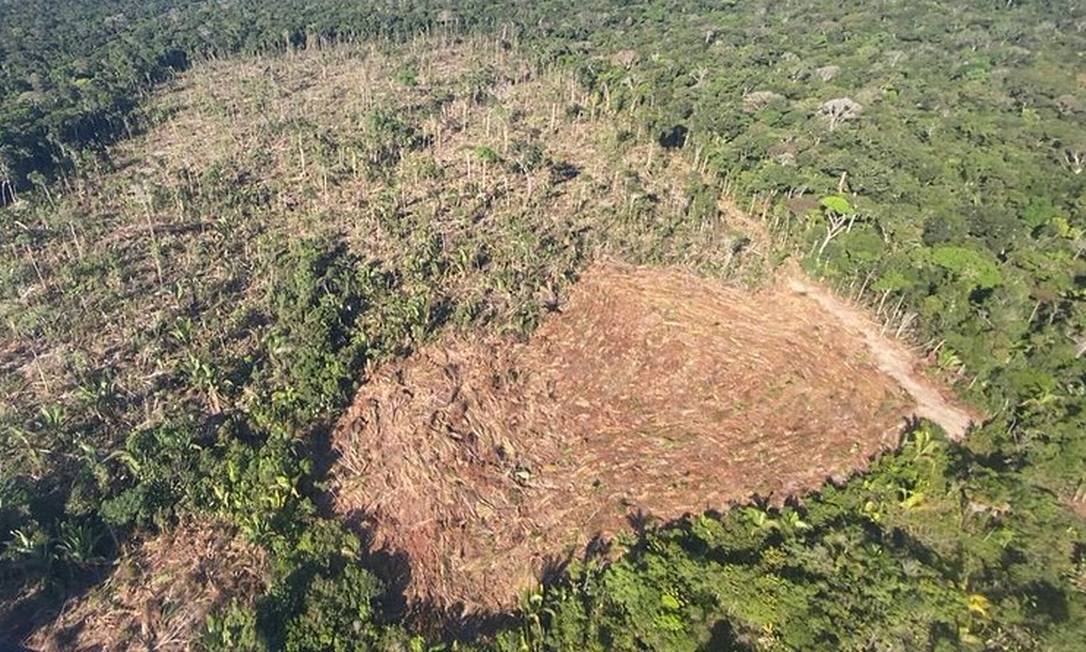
[[330, 261, 920, 612], [26, 521, 266, 652]]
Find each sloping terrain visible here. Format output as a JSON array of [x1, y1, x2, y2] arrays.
[[0, 38, 760, 436], [330, 261, 972, 611], [3, 39, 770, 648]]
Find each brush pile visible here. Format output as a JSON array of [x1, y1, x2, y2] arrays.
[[28, 521, 266, 651], [331, 262, 912, 611]]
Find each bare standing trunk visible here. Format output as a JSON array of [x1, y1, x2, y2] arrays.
[[0, 155, 15, 204], [817, 212, 850, 258], [1065, 148, 1084, 175]]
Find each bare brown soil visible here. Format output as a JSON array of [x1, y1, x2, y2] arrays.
[[26, 521, 266, 652], [330, 261, 938, 612], [786, 276, 980, 439]]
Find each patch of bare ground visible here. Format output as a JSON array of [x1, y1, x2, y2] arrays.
[[786, 276, 981, 440], [24, 521, 266, 651], [330, 261, 935, 612], [0, 38, 776, 644]]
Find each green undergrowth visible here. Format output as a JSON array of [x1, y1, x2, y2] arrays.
[[503, 425, 1086, 651], [22, 234, 1079, 651]]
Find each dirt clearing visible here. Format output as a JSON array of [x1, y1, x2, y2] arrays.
[[787, 276, 979, 439], [330, 261, 975, 612]]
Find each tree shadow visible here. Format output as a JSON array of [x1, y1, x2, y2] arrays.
[[300, 419, 341, 517], [299, 409, 759, 645], [626, 508, 661, 536], [658, 124, 689, 149], [0, 562, 112, 648], [700, 619, 747, 651]]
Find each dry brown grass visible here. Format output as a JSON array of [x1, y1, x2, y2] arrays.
[[2, 38, 781, 643], [132, 36, 756, 276], [10, 36, 935, 633], [3, 37, 761, 434], [25, 521, 266, 652], [330, 261, 915, 612]]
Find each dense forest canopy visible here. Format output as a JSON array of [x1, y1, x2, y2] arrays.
[[1, 0, 1084, 650]]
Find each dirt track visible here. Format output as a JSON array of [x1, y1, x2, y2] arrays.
[[786, 277, 977, 440]]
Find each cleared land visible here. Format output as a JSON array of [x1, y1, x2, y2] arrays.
[[5, 39, 765, 646], [1, 38, 759, 435], [786, 276, 979, 440], [3, 38, 982, 640], [330, 261, 974, 612], [26, 521, 266, 651]]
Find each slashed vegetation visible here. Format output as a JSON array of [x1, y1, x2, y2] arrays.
[[2, 38, 775, 648], [331, 260, 929, 611], [27, 520, 266, 652], [1, 4, 1084, 648]]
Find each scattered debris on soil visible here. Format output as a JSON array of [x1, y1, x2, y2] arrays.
[[330, 261, 970, 612], [26, 521, 266, 652]]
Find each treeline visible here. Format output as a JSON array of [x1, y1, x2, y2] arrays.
[[562, 3, 1086, 647]]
